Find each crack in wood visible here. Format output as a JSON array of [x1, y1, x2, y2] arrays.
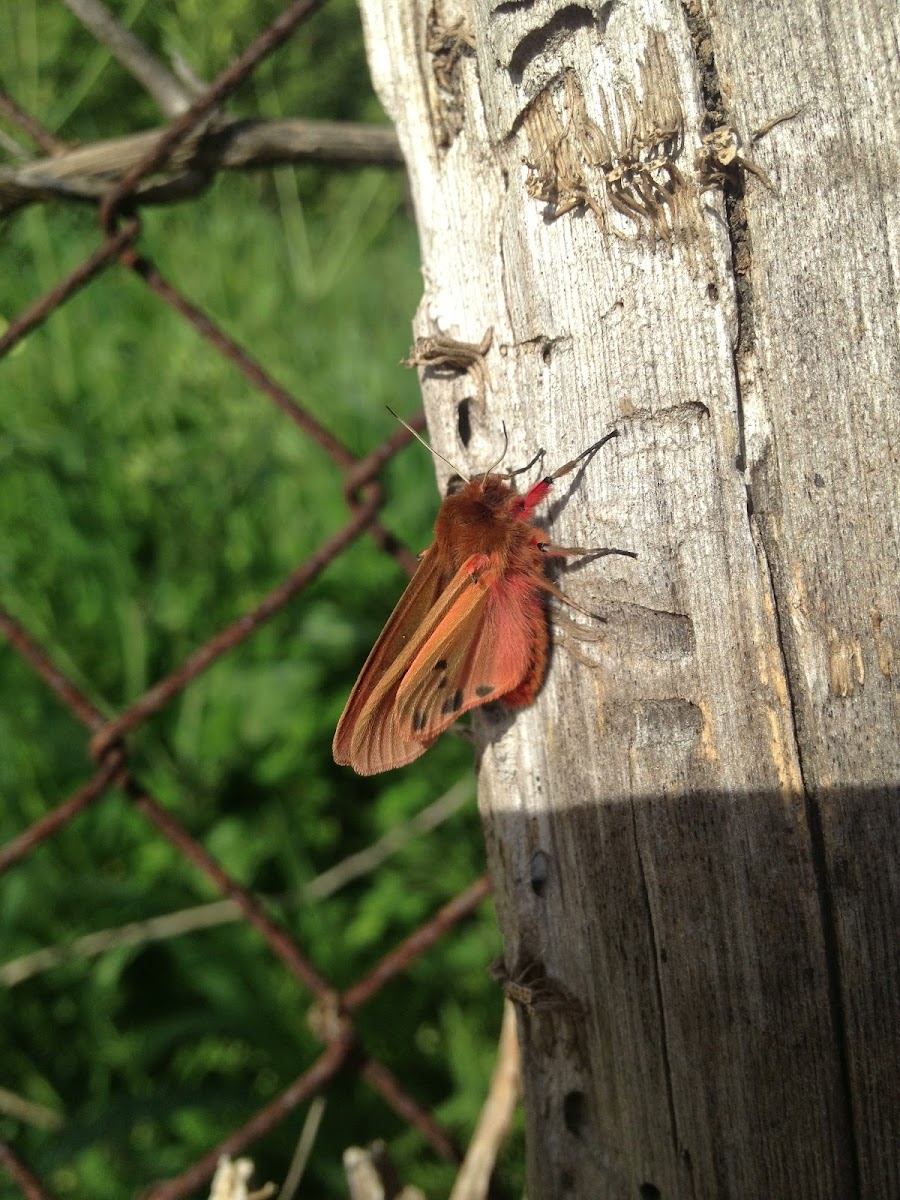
[[630, 798, 683, 1161], [748, 525, 863, 1189], [803, 790, 865, 1198], [677, 0, 770, 479]]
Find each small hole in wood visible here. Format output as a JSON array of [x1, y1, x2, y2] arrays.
[[639, 1185, 661, 1199], [457, 398, 472, 447], [530, 850, 549, 895], [562, 1090, 585, 1136]]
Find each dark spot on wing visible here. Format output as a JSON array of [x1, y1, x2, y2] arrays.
[[433, 658, 448, 670], [441, 689, 464, 715], [436, 676, 447, 690], [412, 709, 427, 733], [475, 685, 494, 697]]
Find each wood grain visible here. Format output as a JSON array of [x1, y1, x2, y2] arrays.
[[358, 0, 899, 1194]]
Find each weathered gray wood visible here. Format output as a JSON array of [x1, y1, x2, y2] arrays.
[[358, 0, 899, 1196], [704, 5, 900, 1194]]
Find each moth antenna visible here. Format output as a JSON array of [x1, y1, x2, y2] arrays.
[[387, 406, 471, 483], [481, 421, 509, 484]]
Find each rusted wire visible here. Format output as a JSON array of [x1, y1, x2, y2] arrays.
[[144, 1037, 354, 1200], [343, 874, 493, 1013], [0, 220, 139, 360], [0, 87, 68, 156], [128, 782, 333, 997], [99, 0, 329, 232], [0, 1141, 54, 1200], [114, 251, 420, 577], [0, 606, 105, 728], [89, 489, 384, 761], [2, 589, 474, 1191], [344, 412, 428, 496], [360, 1058, 462, 1162], [0, 6, 496, 1197], [120, 249, 357, 466], [0, 752, 124, 875]]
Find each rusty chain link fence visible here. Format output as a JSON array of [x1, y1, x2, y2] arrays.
[[0, 2, 515, 1196]]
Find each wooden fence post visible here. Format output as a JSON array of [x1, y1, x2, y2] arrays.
[[359, 2, 899, 1195]]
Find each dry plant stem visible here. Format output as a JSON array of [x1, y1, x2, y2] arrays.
[[0, 1140, 51, 1200], [0, 1088, 63, 1132], [448, 999, 521, 1200], [344, 1141, 425, 1200], [60, 0, 194, 117], [206, 1156, 275, 1200], [0, 119, 403, 216], [98, 0, 328, 232], [0, 779, 475, 987], [343, 1146, 384, 1200], [0, 778, 474, 987], [276, 1097, 327, 1200], [0, 90, 67, 155]]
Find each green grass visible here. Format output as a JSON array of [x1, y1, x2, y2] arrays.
[[0, 2, 524, 1196]]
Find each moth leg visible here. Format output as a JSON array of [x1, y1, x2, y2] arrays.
[[535, 542, 638, 618], [547, 429, 618, 482], [538, 542, 596, 557], [537, 540, 637, 560], [535, 574, 597, 618]]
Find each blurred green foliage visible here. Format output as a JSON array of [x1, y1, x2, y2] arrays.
[[0, 2, 522, 1196]]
